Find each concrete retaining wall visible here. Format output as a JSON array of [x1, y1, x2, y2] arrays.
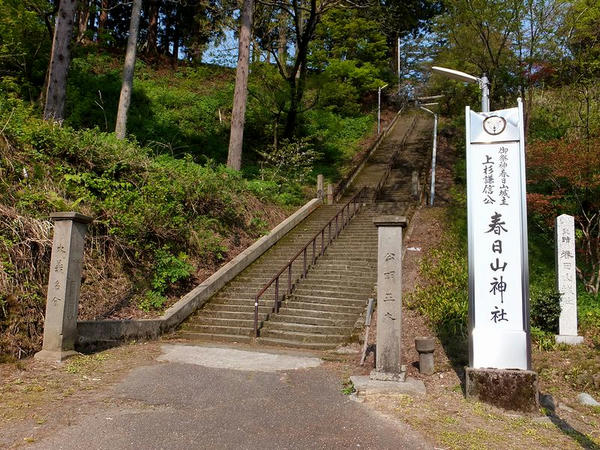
[[77, 198, 322, 348]]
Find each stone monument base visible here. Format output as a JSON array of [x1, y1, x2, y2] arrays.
[[555, 335, 583, 345], [370, 366, 406, 382], [34, 349, 79, 362], [350, 375, 425, 402], [465, 367, 539, 413]]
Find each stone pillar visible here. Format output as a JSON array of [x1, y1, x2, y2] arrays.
[[415, 337, 435, 375], [35, 212, 92, 362], [555, 214, 583, 345], [316, 174, 324, 200], [327, 184, 334, 205], [411, 171, 419, 199], [372, 216, 407, 381]]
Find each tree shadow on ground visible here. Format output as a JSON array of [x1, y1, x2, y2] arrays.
[[540, 393, 600, 449]]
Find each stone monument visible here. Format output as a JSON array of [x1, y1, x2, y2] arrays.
[[350, 215, 425, 399], [326, 184, 334, 205], [555, 214, 583, 345], [316, 174, 324, 200], [35, 212, 92, 362], [371, 215, 406, 381]]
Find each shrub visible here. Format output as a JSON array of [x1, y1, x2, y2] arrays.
[[529, 287, 562, 333]]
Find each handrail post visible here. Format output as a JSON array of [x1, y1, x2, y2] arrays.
[[275, 277, 280, 313], [288, 265, 292, 295], [254, 296, 259, 337], [321, 229, 325, 255], [303, 248, 307, 278], [312, 239, 316, 265]]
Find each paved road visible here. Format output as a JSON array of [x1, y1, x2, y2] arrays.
[[30, 344, 430, 450]]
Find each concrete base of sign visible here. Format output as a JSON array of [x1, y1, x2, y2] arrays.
[[370, 366, 406, 382], [350, 375, 425, 402], [555, 335, 584, 345], [465, 367, 539, 413], [34, 349, 79, 362]]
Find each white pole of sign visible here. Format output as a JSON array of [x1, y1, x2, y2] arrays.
[[466, 98, 530, 370], [430, 113, 438, 206]]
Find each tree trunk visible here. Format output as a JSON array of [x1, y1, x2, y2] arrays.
[[227, 0, 254, 171], [172, 6, 180, 60], [115, 0, 142, 139], [44, 0, 78, 122], [97, 0, 108, 39], [77, 0, 90, 43], [146, 0, 159, 54], [278, 9, 287, 76]]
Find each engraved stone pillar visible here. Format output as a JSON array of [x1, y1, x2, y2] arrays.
[[372, 215, 407, 381], [411, 171, 419, 199], [555, 214, 583, 345], [35, 212, 92, 362], [317, 174, 324, 200], [327, 183, 334, 205]]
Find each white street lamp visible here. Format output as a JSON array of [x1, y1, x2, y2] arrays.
[[418, 101, 440, 206], [432, 66, 490, 112], [378, 84, 388, 134]]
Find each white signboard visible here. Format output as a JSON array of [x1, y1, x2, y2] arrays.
[[466, 99, 530, 370]]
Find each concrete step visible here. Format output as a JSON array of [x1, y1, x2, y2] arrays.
[[276, 307, 358, 322], [302, 274, 375, 285], [291, 294, 366, 307], [292, 288, 368, 300], [177, 332, 252, 343], [269, 314, 353, 327], [259, 328, 346, 344], [197, 310, 263, 321], [263, 321, 352, 335], [282, 300, 363, 314], [202, 303, 272, 314], [188, 317, 255, 328], [183, 324, 253, 336], [256, 337, 337, 350]]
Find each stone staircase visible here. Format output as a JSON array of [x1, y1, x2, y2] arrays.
[[176, 111, 432, 349], [177, 204, 341, 343], [256, 208, 378, 349]]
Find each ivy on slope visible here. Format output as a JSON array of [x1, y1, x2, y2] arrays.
[[0, 97, 287, 360]]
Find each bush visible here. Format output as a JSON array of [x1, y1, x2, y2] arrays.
[[529, 287, 562, 333], [408, 240, 469, 339]]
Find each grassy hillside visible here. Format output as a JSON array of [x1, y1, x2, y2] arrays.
[[0, 49, 380, 361]]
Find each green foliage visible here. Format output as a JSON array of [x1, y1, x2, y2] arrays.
[[0, 0, 51, 99], [0, 97, 286, 325], [258, 138, 319, 185], [138, 290, 168, 312], [150, 247, 193, 295], [341, 379, 355, 395], [529, 287, 561, 334], [310, 8, 389, 115], [65, 51, 234, 159], [578, 291, 600, 331], [409, 237, 469, 340], [530, 326, 557, 351], [303, 110, 375, 180]]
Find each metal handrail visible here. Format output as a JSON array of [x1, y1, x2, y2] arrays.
[[374, 115, 418, 200], [253, 187, 368, 337]]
